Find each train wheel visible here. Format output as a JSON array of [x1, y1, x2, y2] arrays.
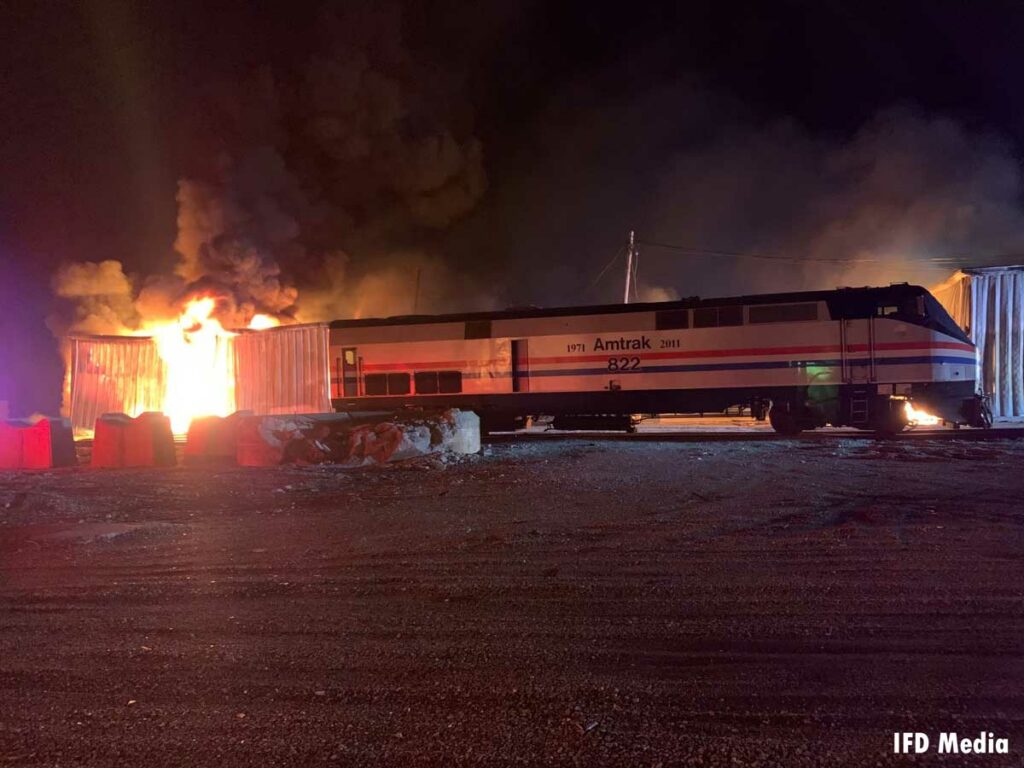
[[768, 402, 803, 435]]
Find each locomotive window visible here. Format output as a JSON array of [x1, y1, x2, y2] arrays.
[[693, 307, 718, 327], [364, 374, 388, 396], [438, 371, 462, 393], [386, 373, 411, 395], [718, 305, 743, 326], [344, 349, 356, 365], [655, 309, 689, 330], [465, 320, 491, 339], [414, 371, 462, 394], [414, 371, 439, 394], [694, 306, 744, 327], [748, 303, 818, 323], [877, 298, 926, 318]]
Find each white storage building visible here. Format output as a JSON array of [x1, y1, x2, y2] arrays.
[[933, 266, 1024, 420]]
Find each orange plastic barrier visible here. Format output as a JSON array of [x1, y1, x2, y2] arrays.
[[91, 413, 175, 468], [0, 424, 20, 468], [185, 414, 244, 465], [0, 419, 76, 470]]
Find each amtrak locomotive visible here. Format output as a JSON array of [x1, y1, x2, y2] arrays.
[[328, 284, 991, 434]]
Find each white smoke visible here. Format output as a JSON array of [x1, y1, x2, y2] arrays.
[[51, 260, 138, 334]]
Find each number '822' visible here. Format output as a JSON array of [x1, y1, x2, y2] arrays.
[[607, 357, 640, 371]]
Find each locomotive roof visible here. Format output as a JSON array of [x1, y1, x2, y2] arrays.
[[329, 283, 931, 329]]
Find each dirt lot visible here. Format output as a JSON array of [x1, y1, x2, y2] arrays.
[[1, 438, 1024, 766]]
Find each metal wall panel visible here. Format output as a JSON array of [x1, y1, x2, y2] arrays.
[[234, 324, 332, 415], [971, 269, 1024, 419], [67, 335, 166, 436], [934, 268, 1024, 420]]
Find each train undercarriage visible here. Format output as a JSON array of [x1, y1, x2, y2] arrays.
[[333, 380, 992, 436], [761, 381, 992, 435]]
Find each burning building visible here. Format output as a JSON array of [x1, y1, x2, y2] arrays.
[[64, 300, 331, 437]]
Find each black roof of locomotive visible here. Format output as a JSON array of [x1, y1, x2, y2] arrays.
[[328, 283, 932, 329]]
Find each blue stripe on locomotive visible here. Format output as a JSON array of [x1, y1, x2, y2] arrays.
[[522, 355, 977, 378]]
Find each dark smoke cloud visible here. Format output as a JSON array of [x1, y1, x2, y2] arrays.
[[643, 106, 1024, 297], [454, 71, 1024, 307], [53, 7, 1024, 337], [54, 1, 492, 334]]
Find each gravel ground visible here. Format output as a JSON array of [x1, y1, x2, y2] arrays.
[[1, 439, 1024, 766]]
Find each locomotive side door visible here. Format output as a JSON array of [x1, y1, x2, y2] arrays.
[[511, 339, 529, 393], [841, 317, 875, 383]]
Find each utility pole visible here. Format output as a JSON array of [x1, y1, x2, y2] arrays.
[[623, 230, 636, 304]]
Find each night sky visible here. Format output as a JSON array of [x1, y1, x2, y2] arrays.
[[3, 0, 1024, 415]]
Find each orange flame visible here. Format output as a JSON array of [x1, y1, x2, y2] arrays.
[[248, 313, 280, 330], [904, 401, 942, 426], [146, 297, 237, 434]]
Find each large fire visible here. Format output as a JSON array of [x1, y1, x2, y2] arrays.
[[140, 298, 274, 434], [144, 298, 236, 434]]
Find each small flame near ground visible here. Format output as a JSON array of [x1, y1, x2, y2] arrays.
[[904, 401, 942, 426], [142, 298, 277, 434]]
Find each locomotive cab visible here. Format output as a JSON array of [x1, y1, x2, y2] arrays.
[[768, 284, 987, 434]]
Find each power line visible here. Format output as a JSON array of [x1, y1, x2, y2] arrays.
[[587, 247, 626, 292], [637, 239, 972, 265]]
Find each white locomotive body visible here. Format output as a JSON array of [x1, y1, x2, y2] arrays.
[[328, 284, 987, 433]]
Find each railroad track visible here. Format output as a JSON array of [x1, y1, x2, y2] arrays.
[[483, 426, 1024, 443]]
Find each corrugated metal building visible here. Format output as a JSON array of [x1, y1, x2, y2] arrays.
[[65, 323, 332, 435], [933, 266, 1024, 420], [233, 324, 332, 415]]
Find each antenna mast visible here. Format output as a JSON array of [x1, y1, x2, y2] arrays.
[[623, 230, 636, 304]]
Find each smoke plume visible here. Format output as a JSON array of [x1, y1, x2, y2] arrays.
[[52, 260, 138, 334], [52, 10, 1024, 336], [459, 71, 1024, 306], [643, 106, 1024, 297], [53, 1, 491, 336]]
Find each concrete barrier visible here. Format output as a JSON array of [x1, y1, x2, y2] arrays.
[[237, 414, 313, 467], [236, 409, 481, 467]]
